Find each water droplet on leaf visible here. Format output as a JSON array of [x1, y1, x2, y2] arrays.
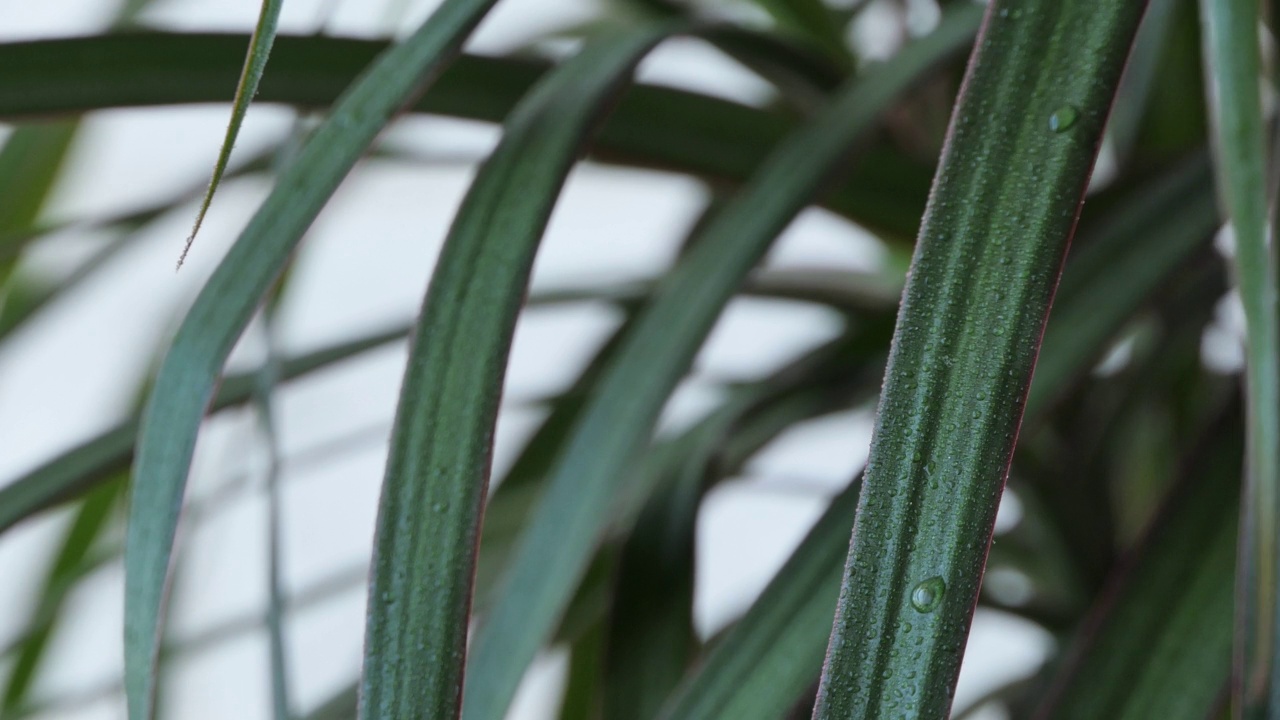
[[1048, 106, 1078, 133], [911, 576, 946, 612]]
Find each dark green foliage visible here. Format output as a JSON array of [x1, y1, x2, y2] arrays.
[[0, 0, 1273, 718]]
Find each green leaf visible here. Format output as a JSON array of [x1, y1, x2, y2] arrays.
[[123, 3, 501, 710], [0, 323, 409, 536], [603, 398, 772, 720], [564, 143, 1219, 720], [1199, 0, 1280, 713], [1105, 0, 1179, 165], [0, 123, 77, 238], [0, 121, 79, 317], [739, 0, 850, 67], [179, 0, 283, 266], [660, 474, 862, 720], [811, 1, 1145, 716], [603, 474, 699, 720], [1, 480, 124, 713], [0, 33, 957, 238], [463, 9, 982, 720], [1131, 0, 1205, 164], [485, 321, 888, 650], [1036, 413, 1241, 719], [560, 621, 606, 720], [360, 24, 677, 720]]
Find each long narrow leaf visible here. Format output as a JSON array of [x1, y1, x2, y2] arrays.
[[810, 1, 1145, 716], [463, 9, 983, 720], [602, 434, 703, 720], [180, 0, 283, 266], [1199, 0, 1280, 713], [0, 122, 79, 319], [361, 25, 677, 720], [123, 4, 499, 708], [0, 34, 953, 238]]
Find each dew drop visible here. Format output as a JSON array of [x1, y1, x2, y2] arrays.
[[910, 576, 946, 612], [1048, 105, 1079, 133]]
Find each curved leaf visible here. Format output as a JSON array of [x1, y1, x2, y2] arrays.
[[361, 24, 677, 720], [123, 9, 500, 715], [462, 9, 983, 720], [180, 0, 283, 266], [811, 1, 1145, 716], [0, 33, 953, 238]]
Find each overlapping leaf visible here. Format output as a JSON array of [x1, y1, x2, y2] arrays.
[[0, 34, 943, 238], [809, 2, 1146, 714], [360, 24, 678, 720], [123, 6, 501, 716], [463, 8, 982, 720]]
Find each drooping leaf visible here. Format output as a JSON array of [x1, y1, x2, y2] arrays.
[[179, 0, 283, 266], [0, 33, 960, 238], [463, 9, 983, 720], [120, 6, 504, 699], [360, 24, 678, 720], [1198, 0, 1280, 712], [809, 1, 1146, 716]]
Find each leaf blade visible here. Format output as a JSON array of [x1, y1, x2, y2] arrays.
[[810, 1, 1146, 716], [462, 9, 983, 720], [360, 24, 677, 720], [123, 7, 499, 715], [661, 154, 1219, 719], [0, 33, 950, 238], [1198, 0, 1280, 712], [179, 0, 283, 266]]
